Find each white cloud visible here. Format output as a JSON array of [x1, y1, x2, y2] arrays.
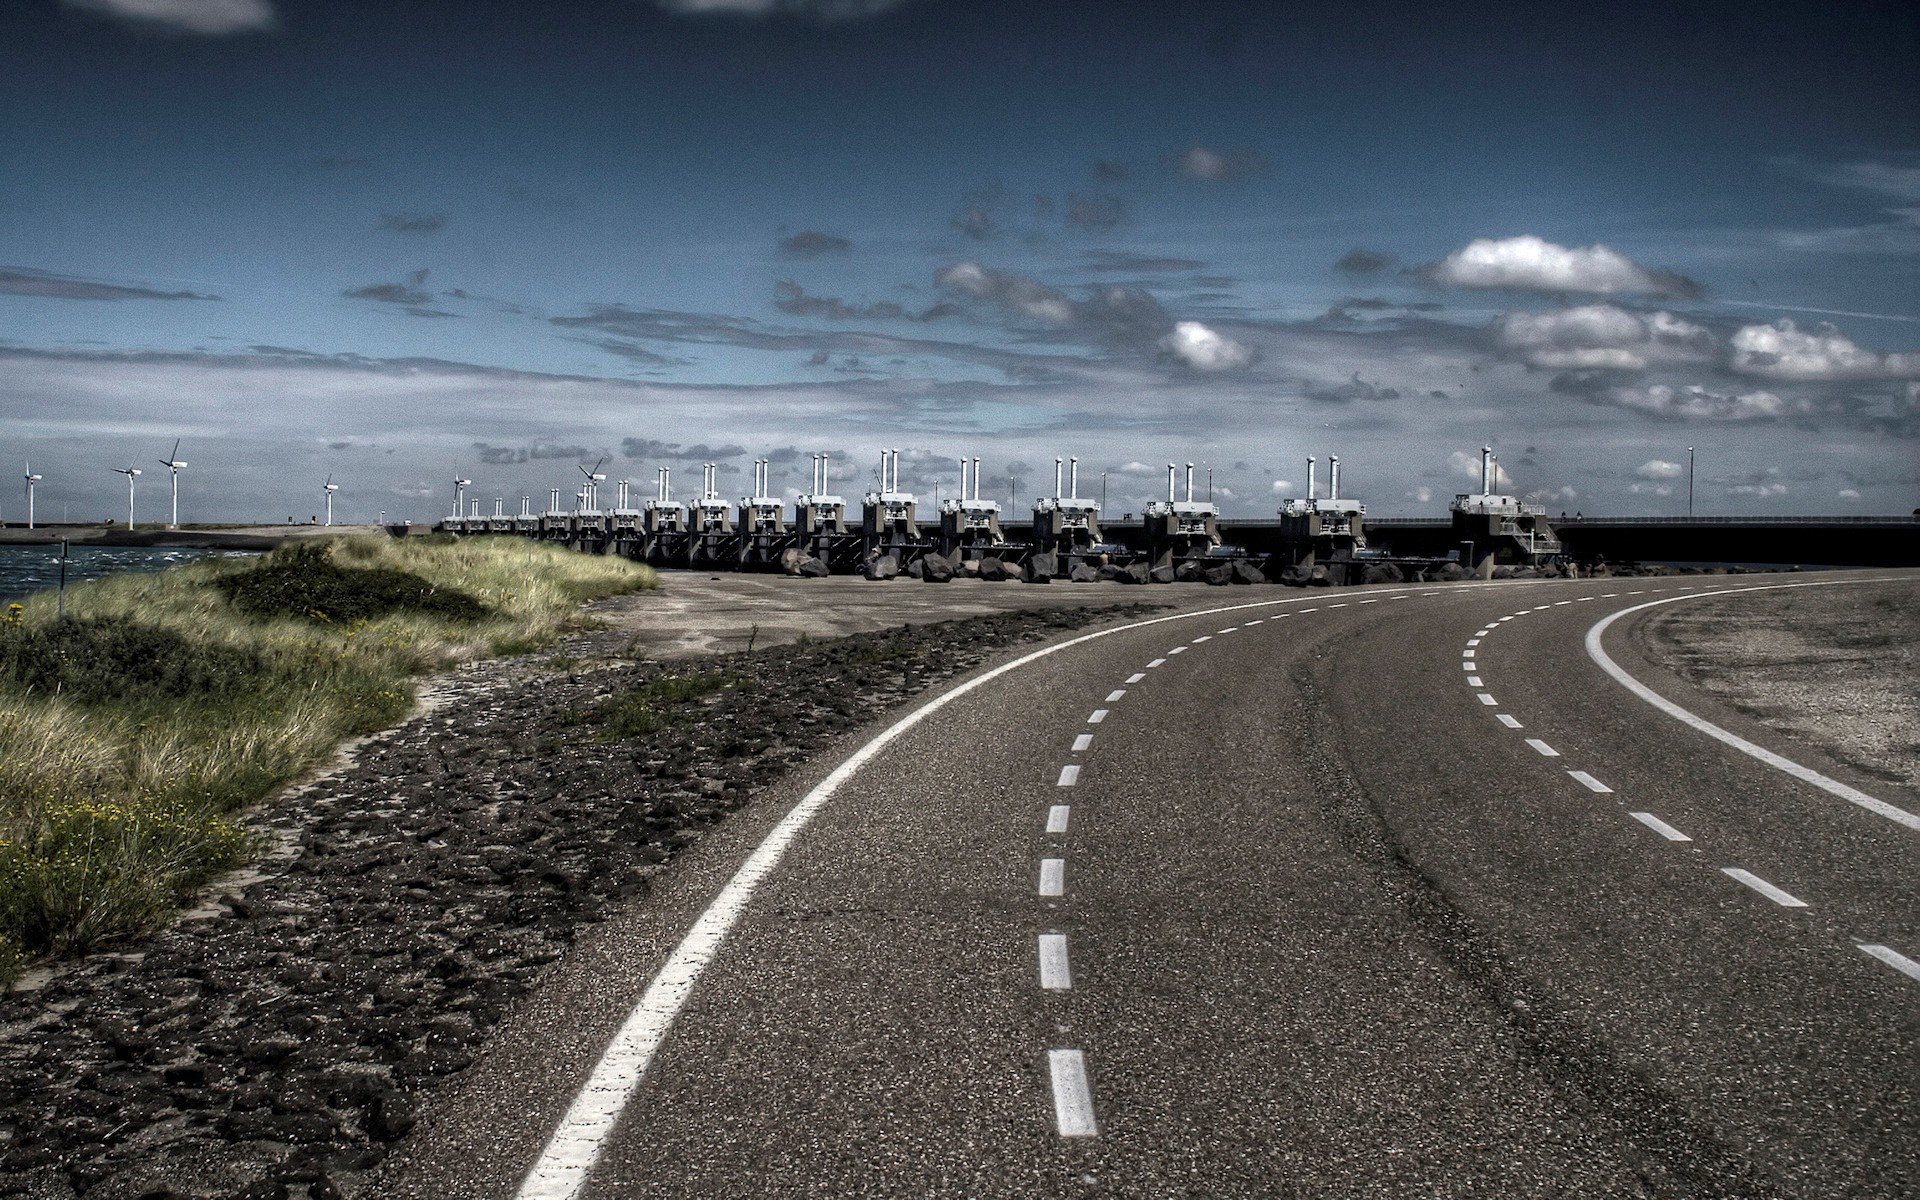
[[1449, 449, 1512, 489], [1729, 319, 1920, 381], [1269, 479, 1294, 494], [62, 0, 273, 34], [1177, 147, 1266, 183], [1527, 485, 1577, 503], [1608, 384, 1804, 422], [1428, 235, 1697, 298], [1160, 321, 1252, 371], [1727, 482, 1789, 498], [1629, 482, 1674, 496], [1837, 488, 1863, 500], [1409, 486, 1433, 504], [1636, 459, 1684, 480], [933, 261, 1073, 325]]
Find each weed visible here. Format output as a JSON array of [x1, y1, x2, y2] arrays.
[[597, 672, 748, 741]]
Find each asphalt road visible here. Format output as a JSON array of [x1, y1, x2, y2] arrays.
[[381, 569, 1918, 1199]]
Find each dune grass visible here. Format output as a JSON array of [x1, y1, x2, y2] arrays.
[[0, 535, 654, 982]]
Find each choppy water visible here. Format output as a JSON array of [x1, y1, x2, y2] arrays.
[[0, 545, 258, 605]]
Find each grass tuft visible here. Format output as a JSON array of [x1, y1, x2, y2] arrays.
[[596, 673, 748, 740], [0, 535, 655, 982]]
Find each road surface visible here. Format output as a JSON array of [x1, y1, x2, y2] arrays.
[[381, 570, 1918, 1199]]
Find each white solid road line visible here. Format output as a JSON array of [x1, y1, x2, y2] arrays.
[[1105, 689, 1127, 702], [1722, 868, 1808, 908], [1858, 943, 1920, 983], [1039, 859, 1066, 897], [513, 582, 1513, 1197], [1087, 709, 1108, 724], [1497, 714, 1523, 728], [1071, 734, 1092, 752], [1125, 673, 1146, 683], [1567, 770, 1613, 793], [1478, 693, 1497, 706], [1586, 583, 1920, 834], [1038, 934, 1072, 990], [1048, 1049, 1099, 1137], [1046, 805, 1070, 834], [1630, 812, 1692, 842], [1057, 765, 1080, 787], [1526, 738, 1561, 757]]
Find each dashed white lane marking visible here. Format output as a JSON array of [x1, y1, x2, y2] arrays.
[[1039, 859, 1066, 897], [1478, 693, 1497, 706], [1496, 616, 1514, 622], [1526, 738, 1561, 757], [1497, 713, 1523, 728], [1359, 598, 1379, 604], [1627, 589, 1646, 595], [1462, 649, 1476, 659], [1169, 646, 1188, 656], [1461, 661, 1477, 671], [1466, 676, 1483, 687], [1576, 596, 1596, 602], [1057, 765, 1080, 787], [1125, 673, 1146, 684], [516, 583, 1488, 1197], [1218, 626, 1240, 634], [1630, 812, 1692, 842], [1467, 637, 1482, 646], [1046, 805, 1071, 834], [1299, 607, 1318, 614], [1087, 709, 1108, 725], [1147, 658, 1167, 668], [1554, 600, 1572, 606], [1722, 868, 1807, 908], [1105, 689, 1127, 702], [1245, 617, 1265, 624], [1532, 605, 1551, 611], [1858, 943, 1920, 983], [1049, 1049, 1099, 1137], [1568, 770, 1613, 793], [1038, 934, 1072, 990], [1072, 734, 1093, 752], [1328, 602, 1348, 608], [1192, 635, 1212, 643], [1586, 585, 1920, 834], [1601, 592, 1619, 598], [1391, 595, 1411, 601]]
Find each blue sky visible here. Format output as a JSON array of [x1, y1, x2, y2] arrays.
[[2, 0, 1916, 523]]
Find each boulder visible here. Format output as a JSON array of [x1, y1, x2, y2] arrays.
[[1361, 563, 1403, 585], [778, 548, 807, 576], [920, 552, 955, 583], [1026, 552, 1058, 581], [1203, 564, 1234, 585], [1229, 559, 1265, 585], [978, 556, 1018, 582], [1095, 564, 1125, 583], [956, 558, 982, 577], [903, 557, 925, 579], [1069, 564, 1101, 583], [1174, 561, 1203, 583], [797, 555, 829, 577], [1435, 562, 1470, 582], [1149, 565, 1176, 584], [863, 555, 899, 581], [1123, 562, 1153, 584]]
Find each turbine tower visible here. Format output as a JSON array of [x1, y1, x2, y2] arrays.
[[323, 474, 340, 526], [113, 464, 142, 530], [23, 462, 42, 530], [453, 477, 471, 519], [158, 438, 188, 529], [578, 456, 608, 511]]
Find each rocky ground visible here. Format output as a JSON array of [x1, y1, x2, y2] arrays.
[[1641, 577, 1919, 790], [0, 601, 1158, 1200]]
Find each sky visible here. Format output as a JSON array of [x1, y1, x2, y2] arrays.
[[1, 0, 1916, 524]]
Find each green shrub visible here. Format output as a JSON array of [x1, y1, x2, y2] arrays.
[[0, 616, 267, 707], [598, 673, 746, 740], [216, 541, 490, 624]]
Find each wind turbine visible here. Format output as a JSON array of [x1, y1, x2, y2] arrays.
[[578, 456, 608, 510], [158, 439, 187, 529], [112, 464, 142, 530], [323, 474, 340, 526], [23, 462, 42, 530]]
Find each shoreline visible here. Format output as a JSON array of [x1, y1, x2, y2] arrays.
[[0, 524, 395, 550]]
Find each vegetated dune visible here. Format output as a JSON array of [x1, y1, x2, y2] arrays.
[[0, 535, 655, 982]]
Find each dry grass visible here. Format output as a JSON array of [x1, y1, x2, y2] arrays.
[[0, 536, 654, 980]]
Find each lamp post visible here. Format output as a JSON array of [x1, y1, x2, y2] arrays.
[[1687, 447, 1695, 518], [1100, 471, 1108, 511]]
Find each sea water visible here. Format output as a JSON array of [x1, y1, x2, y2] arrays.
[[0, 545, 258, 605]]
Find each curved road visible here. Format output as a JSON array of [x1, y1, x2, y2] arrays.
[[383, 569, 1918, 1199]]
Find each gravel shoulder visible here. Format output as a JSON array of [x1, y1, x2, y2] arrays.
[[1638, 578, 1919, 790]]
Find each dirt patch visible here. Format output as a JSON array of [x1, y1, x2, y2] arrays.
[[1641, 581, 1919, 789]]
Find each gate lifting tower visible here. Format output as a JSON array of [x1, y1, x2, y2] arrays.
[[609, 479, 643, 555], [1031, 455, 1104, 572], [513, 495, 539, 536], [689, 463, 737, 566], [1276, 453, 1366, 580], [737, 458, 794, 567], [862, 448, 927, 564], [795, 453, 853, 570], [540, 487, 570, 542], [487, 497, 514, 534], [939, 456, 1005, 561], [1450, 446, 1563, 572], [1143, 462, 1221, 568], [642, 467, 689, 564]]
